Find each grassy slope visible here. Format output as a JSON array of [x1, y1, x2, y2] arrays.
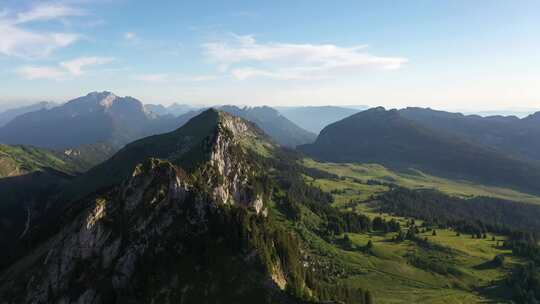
[[271, 196, 516, 303], [0, 144, 79, 177], [303, 158, 540, 205], [296, 158, 527, 303]]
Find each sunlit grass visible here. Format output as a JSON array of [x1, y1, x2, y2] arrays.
[[303, 158, 540, 205]]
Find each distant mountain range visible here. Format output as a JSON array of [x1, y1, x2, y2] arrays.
[[4, 102, 540, 303], [0, 101, 57, 127], [399, 107, 540, 161], [220, 105, 316, 147], [276, 106, 365, 133], [300, 107, 540, 195], [144, 103, 200, 116], [0, 92, 186, 150], [0, 92, 315, 153]]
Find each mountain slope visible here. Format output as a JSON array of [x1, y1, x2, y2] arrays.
[[299, 107, 540, 195], [399, 107, 540, 161], [220, 105, 316, 147], [0, 92, 183, 150], [61, 108, 273, 201], [0, 101, 57, 127], [0, 144, 81, 177], [0, 144, 92, 269], [0, 109, 372, 303], [276, 106, 361, 133]]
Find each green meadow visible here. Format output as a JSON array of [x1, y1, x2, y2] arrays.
[[302, 158, 540, 206], [292, 158, 526, 303]]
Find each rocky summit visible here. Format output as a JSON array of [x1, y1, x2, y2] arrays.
[[0, 109, 310, 303]]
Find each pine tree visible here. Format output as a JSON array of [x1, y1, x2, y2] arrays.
[[366, 240, 373, 251], [365, 290, 374, 304]]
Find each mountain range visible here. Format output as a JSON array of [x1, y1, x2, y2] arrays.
[[4, 94, 540, 303], [0, 92, 315, 151], [144, 103, 200, 117], [0, 101, 57, 127], [300, 107, 540, 195], [399, 107, 540, 161], [0, 92, 183, 150], [0, 109, 371, 303], [219, 105, 316, 147]]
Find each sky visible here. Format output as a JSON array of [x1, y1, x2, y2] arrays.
[[0, 0, 539, 111]]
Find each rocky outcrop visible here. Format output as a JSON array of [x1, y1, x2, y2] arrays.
[[0, 112, 274, 303]]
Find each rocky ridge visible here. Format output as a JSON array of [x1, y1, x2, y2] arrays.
[[0, 110, 295, 303]]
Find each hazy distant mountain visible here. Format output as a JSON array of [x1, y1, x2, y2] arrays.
[[0, 92, 184, 150], [464, 109, 540, 118], [276, 106, 365, 133], [300, 107, 540, 194], [0, 101, 57, 127], [168, 103, 200, 116], [399, 107, 540, 161], [220, 105, 316, 147], [144, 103, 201, 117], [144, 104, 169, 116]]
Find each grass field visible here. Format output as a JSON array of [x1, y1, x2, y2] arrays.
[[0, 144, 78, 177], [303, 158, 540, 205], [289, 159, 526, 303]]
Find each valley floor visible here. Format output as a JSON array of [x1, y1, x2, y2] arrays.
[[293, 159, 529, 303]]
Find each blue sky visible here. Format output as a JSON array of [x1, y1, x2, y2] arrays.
[[0, 0, 539, 111]]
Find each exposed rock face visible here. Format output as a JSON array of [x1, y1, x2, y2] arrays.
[[208, 115, 266, 213], [11, 160, 184, 303], [0, 111, 276, 303]]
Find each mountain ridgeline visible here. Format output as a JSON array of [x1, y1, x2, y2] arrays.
[[0, 109, 374, 303], [0, 144, 93, 269], [219, 105, 316, 147], [0, 101, 56, 127], [0, 93, 314, 151], [399, 107, 540, 161], [0, 92, 187, 150], [300, 107, 540, 195], [5, 98, 540, 303]]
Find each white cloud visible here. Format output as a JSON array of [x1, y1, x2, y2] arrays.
[[203, 34, 407, 80], [124, 32, 137, 40], [15, 4, 85, 24], [0, 23, 80, 58], [17, 56, 114, 80], [60, 56, 114, 75], [0, 4, 84, 59]]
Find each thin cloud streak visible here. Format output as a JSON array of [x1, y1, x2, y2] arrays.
[[14, 4, 86, 24], [0, 3, 85, 59], [203, 33, 407, 80], [17, 56, 115, 80]]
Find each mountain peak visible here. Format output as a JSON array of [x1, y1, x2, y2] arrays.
[[98, 92, 118, 108], [524, 111, 540, 122]]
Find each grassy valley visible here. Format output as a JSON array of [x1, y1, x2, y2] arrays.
[[302, 158, 540, 206], [283, 157, 540, 303]]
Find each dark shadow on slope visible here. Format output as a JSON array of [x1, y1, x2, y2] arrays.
[[476, 278, 514, 303], [0, 168, 75, 271]]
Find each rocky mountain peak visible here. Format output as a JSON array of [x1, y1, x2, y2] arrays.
[[98, 92, 118, 108]]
